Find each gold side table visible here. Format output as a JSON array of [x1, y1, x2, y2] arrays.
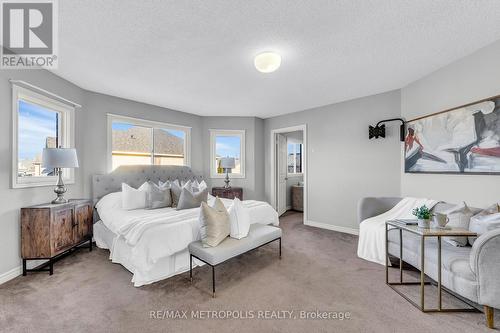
[[385, 220, 479, 313]]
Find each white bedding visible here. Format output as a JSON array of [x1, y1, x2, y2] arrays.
[[95, 195, 279, 286], [357, 197, 438, 266]]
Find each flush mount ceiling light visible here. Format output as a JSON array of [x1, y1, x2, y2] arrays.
[[254, 52, 281, 73]]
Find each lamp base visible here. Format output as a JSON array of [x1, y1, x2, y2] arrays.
[[224, 172, 231, 189], [52, 168, 68, 204], [51, 194, 68, 204]]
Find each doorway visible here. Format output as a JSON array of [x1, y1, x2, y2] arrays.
[[271, 125, 307, 223]]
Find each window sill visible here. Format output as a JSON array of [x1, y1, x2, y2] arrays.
[[12, 179, 75, 189], [210, 174, 246, 179]]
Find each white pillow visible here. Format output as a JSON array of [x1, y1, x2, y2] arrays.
[[190, 179, 207, 193], [95, 191, 122, 211], [443, 202, 474, 247], [228, 198, 251, 239], [198, 180, 208, 192], [158, 180, 172, 189], [121, 183, 148, 210], [469, 204, 500, 245]]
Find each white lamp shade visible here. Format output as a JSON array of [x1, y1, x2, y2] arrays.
[[42, 148, 79, 168], [220, 157, 235, 169]]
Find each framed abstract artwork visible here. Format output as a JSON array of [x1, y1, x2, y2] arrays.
[[404, 95, 500, 174]]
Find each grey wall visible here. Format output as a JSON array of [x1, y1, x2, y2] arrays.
[[201, 116, 265, 200], [0, 70, 85, 278], [81, 91, 204, 198], [401, 40, 500, 207], [264, 90, 402, 232]]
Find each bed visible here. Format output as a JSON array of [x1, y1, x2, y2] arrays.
[[92, 165, 279, 287]]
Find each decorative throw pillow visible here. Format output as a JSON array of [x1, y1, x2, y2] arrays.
[[198, 180, 208, 192], [170, 180, 191, 207], [176, 187, 208, 210], [158, 180, 171, 190], [199, 198, 230, 247], [469, 203, 500, 245], [443, 202, 474, 247], [122, 182, 148, 210], [190, 179, 200, 193], [191, 179, 208, 193], [142, 181, 172, 209], [228, 198, 251, 239]]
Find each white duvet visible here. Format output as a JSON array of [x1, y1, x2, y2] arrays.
[[97, 195, 279, 272], [357, 197, 438, 266]]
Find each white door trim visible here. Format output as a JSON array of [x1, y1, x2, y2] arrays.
[[270, 124, 307, 223]]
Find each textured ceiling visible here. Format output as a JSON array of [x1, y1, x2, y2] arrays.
[[54, 0, 500, 118]]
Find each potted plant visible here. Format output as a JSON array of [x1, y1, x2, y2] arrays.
[[412, 205, 432, 228]]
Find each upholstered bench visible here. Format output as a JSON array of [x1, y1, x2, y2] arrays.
[[188, 224, 282, 297]]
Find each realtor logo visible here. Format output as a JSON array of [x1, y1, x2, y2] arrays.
[[1, 0, 58, 69]]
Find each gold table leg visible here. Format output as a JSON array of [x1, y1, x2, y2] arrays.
[[420, 235, 425, 311], [438, 236, 442, 311], [385, 223, 479, 314]]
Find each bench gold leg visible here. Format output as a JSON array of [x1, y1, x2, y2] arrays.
[[485, 306, 494, 329]]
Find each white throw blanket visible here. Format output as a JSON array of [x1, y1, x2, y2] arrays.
[[357, 197, 438, 265], [121, 198, 278, 246]]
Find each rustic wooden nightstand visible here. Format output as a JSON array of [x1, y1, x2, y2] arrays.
[[21, 199, 93, 276], [211, 187, 243, 200]]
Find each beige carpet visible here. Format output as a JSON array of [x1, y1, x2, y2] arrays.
[[1, 211, 497, 332]]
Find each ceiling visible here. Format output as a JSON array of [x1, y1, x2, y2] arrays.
[[54, 1, 500, 118]]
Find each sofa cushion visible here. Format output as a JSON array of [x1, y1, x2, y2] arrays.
[[442, 202, 474, 247], [388, 230, 473, 276], [388, 229, 478, 302], [189, 224, 282, 265], [469, 204, 500, 245]]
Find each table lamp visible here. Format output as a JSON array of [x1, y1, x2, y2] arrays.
[[220, 157, 235, 188], [42, 148, 79, 204]]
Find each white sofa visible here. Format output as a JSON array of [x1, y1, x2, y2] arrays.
[[358, 197, 500, 328]]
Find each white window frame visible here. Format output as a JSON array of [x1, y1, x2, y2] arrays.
[[209, 129, 246, 179], [287, 140, 303, 177], [107, 114, 191, 172], [12, 85, 75, 189]]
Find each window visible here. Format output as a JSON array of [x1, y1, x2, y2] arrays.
[[108, 114, 190, 171], [12, 85, 75, 188], [210, 129, 245, 178], [287, 142, 303, 175]]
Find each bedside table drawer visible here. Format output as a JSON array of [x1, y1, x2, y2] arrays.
[[211, 187, 243, 200]]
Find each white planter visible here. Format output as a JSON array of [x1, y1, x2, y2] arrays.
[[418, 219, 430, 228]]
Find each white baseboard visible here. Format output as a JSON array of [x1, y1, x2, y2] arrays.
[[286, 205, 292, 211], [0, 266, 21, 285], [305, 220, 359, 235]]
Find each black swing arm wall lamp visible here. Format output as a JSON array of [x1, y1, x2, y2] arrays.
[[369, 118, 406, 142]]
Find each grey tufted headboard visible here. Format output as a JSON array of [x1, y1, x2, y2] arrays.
[[92, 165, 204, 203]]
